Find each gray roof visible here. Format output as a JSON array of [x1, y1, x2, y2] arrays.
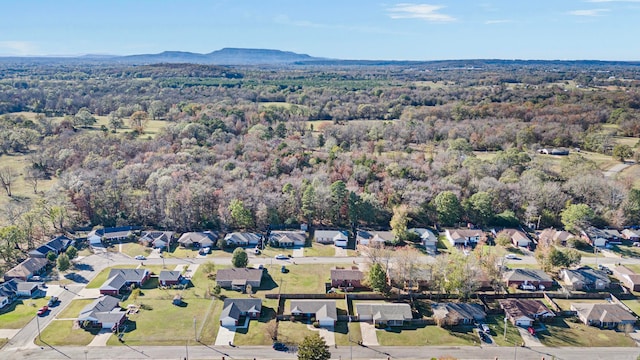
[[572, 303, 636, 323], [89, 226, 140, 239], [432, 302, 486, 322], [94, 309, 127, 325], [221, 298, 262, 320], [0, 279, 21, 297], [216, 268, 263, 283], [504, 268, 552, 283], [355, 303, 412, 322], [5, 258, 48, 279], [79, 295, 121, 320], [100, 274, 127, 291], [178, 231, 217, 246], [140, 231, 174, 248], [28, 235, 72, 257], [270, 231, 306, 244], [16, 282, 39, 292], [290, 300, 337, 320], [224, 232, 261, 244], [331, 268, 363, 281], [562, 267, 611, 286], [499, 299, 554, 319], [108, 268, 149, 283], [315, 230, 349, 240], [158, 270, 182, 282]]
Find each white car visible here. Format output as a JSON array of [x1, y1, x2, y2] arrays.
[[275, 254, 288, 260], [505, 253, 518, 259], [134, 255, 146, 260]]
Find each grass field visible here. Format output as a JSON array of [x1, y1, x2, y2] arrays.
[[0, 298, 48, 329], [232, 298, 279, 346], [376, 324, 477, 346], [119, 243, 153, 258], [552, 299, 607, 312], [275, 321, 317, 345], [621, 298, 640, 316], [537, 317, 636, 347], [485, 315, 523, 347], [334, 321, 362, 346], [262, 263, 334, 295], [303, 243, 337, 257], [56, 299, 95, 319], [34, 320, 98, 346]]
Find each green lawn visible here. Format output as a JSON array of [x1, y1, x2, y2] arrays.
[[376, 324, 477, 346], [259, 246, 294, 258], [120, 242, 152, 258], [334, 321, 362, 346], [34, 320, 97, 346], [262, 263, 335, 295], [437, 236, 452, 254], [621, 299, 640, 316], [86, 265, 165, 289], [537, 317, 636, 347], [485, 315, 523, 347], [304, 243, 337, 257], [0, 298, 48, 329], [610, 245, 640, 259], [275, 321, 317, 345], [57, 299, 95, 319], [552, 299, 607, 312]]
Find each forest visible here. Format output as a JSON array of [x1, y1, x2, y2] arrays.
[[1, 60, 640, 270]]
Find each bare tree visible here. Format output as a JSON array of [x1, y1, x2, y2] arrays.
[[0, 167, 16, 197]]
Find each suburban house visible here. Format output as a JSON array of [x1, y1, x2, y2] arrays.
[[445, 229, 484, 247], [386, 266, 431, 291], [622, 229, 640, 241], [499, 229, 532, 248], [503, 268, 553, 289], [499, 299, 555, 327], [0, 280, 20, 308], [355, 302, 413, 327], [269, 231, 306, 247], [0, 279, 40, 308], [289, 300, 337, 327], [177, 231, 218, 249], [219, 298, 262, 327], [538, 228, 575, 247], [100, 268, 150, 296], [139, 231, 174, 250], [88, 226, 140, 246], [581, 227, 621, 248], [431, 302, 486, 327], [314, 230, 349, 248], [571, 303, 637, 329], [158, 270, 183, 286], [613, 265, 640, 291], [78, 295, 127, 331], [224, 232, 262, 247], [216, 268, 263, 291], [3, 257, 48, 282], [408, 228, 438, 254], [28, 235, 73, 258], [356, 230, 374, 246], [560, 267, 611, 291], [330, 267, 364, 289]]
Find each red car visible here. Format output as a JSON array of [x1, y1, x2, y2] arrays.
[[37, 306, 49, 316], [527, 327, 536, 336]]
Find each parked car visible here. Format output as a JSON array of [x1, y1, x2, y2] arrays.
[[254, 248, 261, 255], [505, 253, 518, 259], [520, 283, 536, 291], [275, 254, 288, 260], [134, 255, 146, 260], [37, 306, 49, 316], [198, 247, 211, 255], [528, 327, 536, 336], [272, 342, 288, 351], [480, 323, 490, 334], [48, 296, 59, 307], [281, 265, 289, 273]]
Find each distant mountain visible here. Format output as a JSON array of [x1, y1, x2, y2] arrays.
[[120, 48, 321, 65]]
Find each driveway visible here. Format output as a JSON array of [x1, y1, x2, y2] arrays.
[[214, 325, 236, 346], [334, 246, 347, 257], [88, 328, 112, 346], [604, 162, 632, 178], [292, 247, 304, 258], [517, 326, 543, 347], [307, 325, 335, 346], [359, 322, 379, 346]]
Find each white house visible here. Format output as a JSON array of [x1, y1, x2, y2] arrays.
[[224, 232, 261, 247], [445, 229, 484, 247], [409, 228, 438, 254], [314, 230, 349, 248]]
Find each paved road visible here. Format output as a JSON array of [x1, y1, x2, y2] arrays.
[[604, 161, 633, 178], [5, 344, 640, 360], [4, 283, 82, 350]]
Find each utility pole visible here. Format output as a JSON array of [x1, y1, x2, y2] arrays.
[[36, 313, 41, 342], [193, 317, 197, 342], [185, 339, 189, 360], [503, 316, 507, 340]]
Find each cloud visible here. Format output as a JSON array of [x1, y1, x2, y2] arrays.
[[387, 3, 456, 22], [484, 19, 514, 24], [0, 41, 37, 56], [568, 8, 610, 16]]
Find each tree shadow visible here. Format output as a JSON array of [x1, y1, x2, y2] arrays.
[[73, 263, 94, 271], [141, 278, 158, 290], [258, 273, 279, 291], [258, 306, 276, 323], [64, 273, 89, 284]]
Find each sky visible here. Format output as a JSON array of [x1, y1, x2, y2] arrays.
[[0, 0, 638, 60]]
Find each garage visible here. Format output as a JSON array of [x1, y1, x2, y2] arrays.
[[514, 316, 534, 327]]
